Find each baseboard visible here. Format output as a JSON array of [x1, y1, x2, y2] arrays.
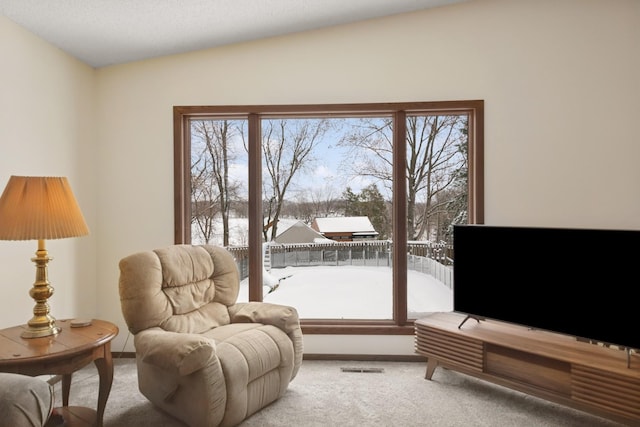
[[113, 351, 136, 358], [303, 353, 426, 362], [109, 351, 425, 362]]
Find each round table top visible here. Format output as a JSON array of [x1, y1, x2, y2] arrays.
[[0, 319, 118, 367]]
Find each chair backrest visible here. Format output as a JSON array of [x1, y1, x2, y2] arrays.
[[119, 244, 240, 334]]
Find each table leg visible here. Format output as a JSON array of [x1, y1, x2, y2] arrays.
[[62, 373, 72, 406], [425, 358, 438, 380], [93, 342, 114, 427]]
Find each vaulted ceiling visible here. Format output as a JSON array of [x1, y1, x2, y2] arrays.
[[0, 0, 469, 68]]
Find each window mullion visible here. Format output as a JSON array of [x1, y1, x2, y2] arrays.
[[248, 113, 263, 301], [392, 111, 407, 325]]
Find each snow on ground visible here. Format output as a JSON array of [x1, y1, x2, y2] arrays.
[[239, 265, 452, 319]]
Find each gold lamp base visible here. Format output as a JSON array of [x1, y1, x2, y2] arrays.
[[21, 240, 61, 339], [21, 318, 61, 338]]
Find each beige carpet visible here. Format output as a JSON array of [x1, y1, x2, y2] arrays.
[[52, 357, 626, 427]]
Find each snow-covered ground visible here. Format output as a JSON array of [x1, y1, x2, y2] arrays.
[[239, 265, 452, 319]]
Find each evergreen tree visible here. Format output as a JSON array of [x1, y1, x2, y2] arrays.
[[341, 184, 389, 239], [343, 187, 361, 216]]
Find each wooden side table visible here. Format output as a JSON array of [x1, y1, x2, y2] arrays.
[[0, 319, 119, 427]]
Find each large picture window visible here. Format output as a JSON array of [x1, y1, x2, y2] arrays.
[[174, 101, 484, 335]]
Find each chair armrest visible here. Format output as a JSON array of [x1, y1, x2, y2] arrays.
[[229, 302, 304, 380], [134, 328, 216, 376], [229, 302, 300, 334]]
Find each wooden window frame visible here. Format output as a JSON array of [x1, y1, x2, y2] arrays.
[[174, 101, 484, 335]]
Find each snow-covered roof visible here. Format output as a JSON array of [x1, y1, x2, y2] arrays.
[[275, 220, 331, 244], [270, 218, 299, 236], [313, 216, 377, 233]]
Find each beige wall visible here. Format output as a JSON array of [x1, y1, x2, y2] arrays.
[[1, 0, 639, 355], [0, 16, 97, 329]]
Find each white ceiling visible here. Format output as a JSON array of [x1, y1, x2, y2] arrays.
[[0, 0, 468, 68]]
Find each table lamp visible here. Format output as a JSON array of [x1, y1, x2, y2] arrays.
[[0, 176, 89, 338]]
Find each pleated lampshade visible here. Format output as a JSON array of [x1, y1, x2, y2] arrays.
[[0, 176, 89, 240]]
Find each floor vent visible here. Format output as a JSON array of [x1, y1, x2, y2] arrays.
[[340, 367, 385, 373]]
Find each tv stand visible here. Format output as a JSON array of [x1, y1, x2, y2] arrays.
[[415, 312, 640, 425]]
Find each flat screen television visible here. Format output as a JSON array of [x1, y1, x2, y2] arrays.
[[453, 224, 640, 350]]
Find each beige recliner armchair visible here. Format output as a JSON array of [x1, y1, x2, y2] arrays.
[[118, 244, 303, 427]]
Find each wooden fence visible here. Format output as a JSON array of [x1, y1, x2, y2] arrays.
[[226, 240, 453, 288]]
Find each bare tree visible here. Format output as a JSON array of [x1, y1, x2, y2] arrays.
[[340, 115, 467, 242], [191, 148, 219, 243], [309, 184, 340, 218], [191, 120, 243, 246], [285, 185, 341, 224], [408, 115, 467, 241], [339, 117, 394, 193], [259, 118, 332, 241], [441, 126, 469, 241]]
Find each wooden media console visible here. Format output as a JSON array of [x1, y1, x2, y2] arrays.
[[414, 312, 640, 425]]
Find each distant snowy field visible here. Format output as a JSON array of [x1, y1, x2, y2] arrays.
[[239, 265, 452, 319]]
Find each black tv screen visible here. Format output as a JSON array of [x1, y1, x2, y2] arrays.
[[453, 224, 640, 350]]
